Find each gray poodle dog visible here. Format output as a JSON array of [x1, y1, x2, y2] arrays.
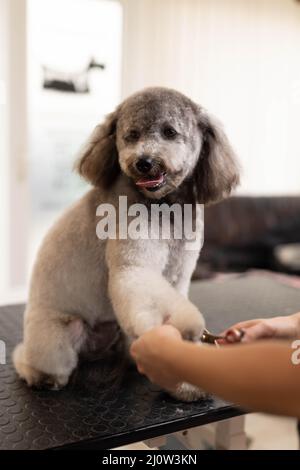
[[13, 87, 239, 401]]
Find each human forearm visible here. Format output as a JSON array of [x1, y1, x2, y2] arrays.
[[291, 312, 300, 337], [163, 339, 300, 418]]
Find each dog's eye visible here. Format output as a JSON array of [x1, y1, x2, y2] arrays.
[[125, 129, 140, 142], [162, 126, 178, 139]]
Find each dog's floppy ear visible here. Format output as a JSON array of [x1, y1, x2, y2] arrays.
[[76, 109, 120, 188], [193, 109, 240, 204]]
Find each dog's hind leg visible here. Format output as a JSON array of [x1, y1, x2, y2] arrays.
[[13, 308, 86, 390]]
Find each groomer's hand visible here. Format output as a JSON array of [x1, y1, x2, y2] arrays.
[[130, 325, 182, 391], [221, 312, 300, 344]]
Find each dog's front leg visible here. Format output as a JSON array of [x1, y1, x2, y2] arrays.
[[108, 263, 207, 402], [106, 238, 165, 338], [107, 265, 169, 339], [106, 239, 206, 402], [106, 239, 205, 340]]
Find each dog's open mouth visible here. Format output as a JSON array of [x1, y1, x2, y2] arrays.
[[135, 172, 166, 192]]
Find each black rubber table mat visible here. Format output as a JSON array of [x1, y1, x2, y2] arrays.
[[0, 275, 300, 450]]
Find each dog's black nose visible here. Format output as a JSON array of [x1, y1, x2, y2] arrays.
[[135, 157, 153, 174]]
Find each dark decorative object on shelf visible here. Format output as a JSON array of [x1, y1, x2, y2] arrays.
[[42, 58, 105, 93]]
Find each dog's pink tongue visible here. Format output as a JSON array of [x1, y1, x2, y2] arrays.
[[135, 173, 164, 188]]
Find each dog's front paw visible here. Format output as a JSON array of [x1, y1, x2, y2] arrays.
[[167, 302, 205, 341], [170, 382, 207, 402]]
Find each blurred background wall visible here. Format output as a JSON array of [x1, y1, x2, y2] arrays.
[[0, 0, 300, 303]]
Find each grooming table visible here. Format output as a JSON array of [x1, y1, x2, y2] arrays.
[[0, 275, 300, 450]]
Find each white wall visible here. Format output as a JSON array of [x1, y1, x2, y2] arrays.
[[121, 0, 300, 196], [0, 0, 10, 300], [0, 0, 28, 303]]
